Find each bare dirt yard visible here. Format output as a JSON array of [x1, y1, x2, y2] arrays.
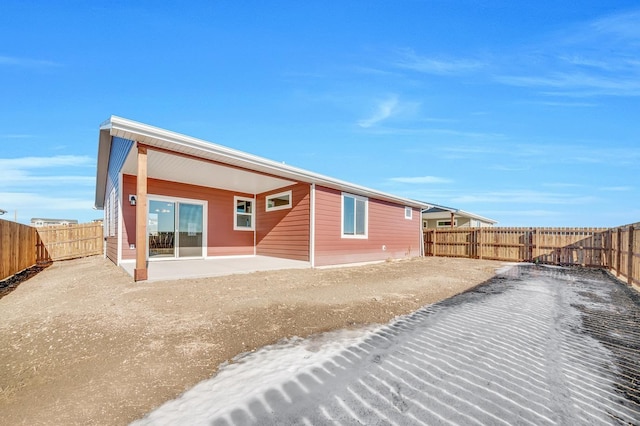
[[0, 255, 504, 425]]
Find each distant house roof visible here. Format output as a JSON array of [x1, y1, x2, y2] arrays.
[[31, 218, 79, 225], [422, 207, 497, 224], [95, 116, 437, 211]]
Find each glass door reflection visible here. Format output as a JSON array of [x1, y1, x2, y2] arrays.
[[148, 200, 176, 257], [178, 203, 203, 257]]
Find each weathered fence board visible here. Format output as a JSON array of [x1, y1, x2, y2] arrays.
[[424, 224, 639, 287], [36, 222, 103, 261], [0, 219, 39, 281], [611, 223, 639, 286]]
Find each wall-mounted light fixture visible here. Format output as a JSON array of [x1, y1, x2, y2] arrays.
[[129, 195, 137, 206]]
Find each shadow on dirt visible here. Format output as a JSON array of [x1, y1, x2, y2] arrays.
[[0, 264, 49, 300]]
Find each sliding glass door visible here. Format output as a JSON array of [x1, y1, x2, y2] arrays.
[[149, 200, 175, 258], [148, 198, 204, 259], [178, 203, 203, 257]]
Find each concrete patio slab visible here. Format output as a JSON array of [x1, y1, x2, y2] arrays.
[[120, 256, 311, 282]]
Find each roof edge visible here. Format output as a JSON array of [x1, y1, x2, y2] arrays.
[[94, 128, 112, 209], [104, 116, 434, 209]]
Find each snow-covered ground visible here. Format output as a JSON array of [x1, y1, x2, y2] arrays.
[[133, 264, 640, 425]]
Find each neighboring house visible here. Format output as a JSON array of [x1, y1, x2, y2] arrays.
[[31, 218, 79, 227], [422, 207, 497, 229], [94, 116, 432, 281]]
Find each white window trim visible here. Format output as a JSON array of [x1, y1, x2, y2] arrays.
[[437, 219, 458, 228], [234, 195, 255, 231], [405, 206, 413, 220], [148, 194, 208, 259], [265, 190, 292, 212], [341, 192, 368, 239]]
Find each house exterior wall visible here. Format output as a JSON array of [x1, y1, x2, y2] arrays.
[[105, 137, 134, 263], [121, 175, 255, 261], [255, 183, 310, 261], [314, 186, 420, 267], [423, 216, 493, 229]]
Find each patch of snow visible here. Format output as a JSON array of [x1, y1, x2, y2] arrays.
[[131, 325, 382, 425]]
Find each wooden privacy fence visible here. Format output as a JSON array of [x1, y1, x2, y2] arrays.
[[36, 222, 103, 261], [424, 224, 639, 286], [0, 219, 42, 281], [610, 223, 640, 287], [0, 221, 103, 282]]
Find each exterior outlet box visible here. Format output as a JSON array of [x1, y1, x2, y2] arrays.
[[130, 244, 135, 249]]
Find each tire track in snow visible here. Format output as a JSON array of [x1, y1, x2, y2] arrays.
[[133, 265, 640, 425]]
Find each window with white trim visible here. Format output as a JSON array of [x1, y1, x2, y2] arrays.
[[405, 206, 412, 219], [234, 196, 254, 230], [265, 190, 292, 211], [437, 219, 458, 227], [342, 193, 367, 238]]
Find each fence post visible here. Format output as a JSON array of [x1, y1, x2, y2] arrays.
[[431, 229, 436, 257], [628, 224, 634, 286], [605, 229, 612, 269], [616, 227, 622, 277], [478, 228, 483, 260]]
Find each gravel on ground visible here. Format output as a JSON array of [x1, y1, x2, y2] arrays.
[[0, 255, 503, 425]]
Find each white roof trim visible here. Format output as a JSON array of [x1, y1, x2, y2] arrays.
[[457, 210, 498, 224], [97, 116, 433, 209]]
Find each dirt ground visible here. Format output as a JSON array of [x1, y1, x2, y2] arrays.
[[0, 255, 504, 425]]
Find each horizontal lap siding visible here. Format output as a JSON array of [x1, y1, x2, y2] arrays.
[[314, 186, 420, 267], [121, 175, 254, 260], [106, 237, 118, 263], [256, 184, 310, 261]]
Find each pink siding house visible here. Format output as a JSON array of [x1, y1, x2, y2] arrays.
[[94, 116, 431, 281]]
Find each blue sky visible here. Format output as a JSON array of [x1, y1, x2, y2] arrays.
[[1, 1, 639, 227]]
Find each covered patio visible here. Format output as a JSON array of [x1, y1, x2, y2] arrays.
[[120, 255, 311, 282]]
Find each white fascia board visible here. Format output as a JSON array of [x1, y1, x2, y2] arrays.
[[106, 116, 432, 209], [94, 128, 113, 209], [457, 210, 498, 224]]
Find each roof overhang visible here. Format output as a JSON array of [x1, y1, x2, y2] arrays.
[[421, 207, 497, 224], [95, 116, 434, 210]]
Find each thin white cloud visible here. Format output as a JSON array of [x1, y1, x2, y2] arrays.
[[367, 127, 503, 140], [495, 9, 640, 97], [497, 72, 640, 96], [598, 186, 633, 192], [482, 209, 560, 218], [0, 155, 93, 169], [0, 134, 34, 139], [488, 165, 531, 172], [0, 55, 61, 68], [450, 190, 598, 205], [590, 9, 640, 40], [357, 96, 400, 128], [389, 176, 453, 184], [0, 155, 96, 221], [395, 48, 485, 75], [542, 183, 584, 188], [0, 192, 93, 211], [530, 100, 597, 107], [0, 173, 94, 186]]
